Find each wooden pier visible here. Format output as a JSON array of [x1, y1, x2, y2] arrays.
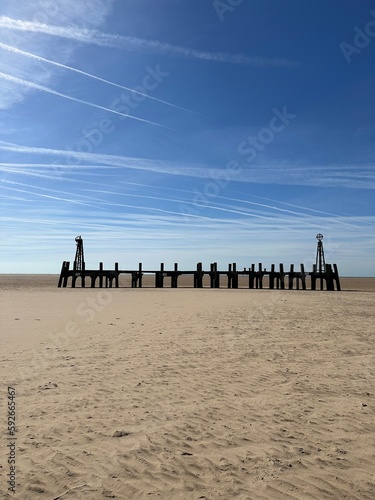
[[58, 260, 341, 291]]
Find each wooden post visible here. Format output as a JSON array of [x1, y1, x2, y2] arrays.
[[195, 262, 203, 288], [72, 260, 77, 288], [138, 263, 143, 288], [209, 262, 217, 288], [258, 263, 263, 289], [279, 263, 285, 290], [172, 263, 178, 288], [63, 262, 70, 288], [115, 263, 119, 288], [99, 262, 103, 288], [232, 263, 238, 288], [227, 263, 232, 288], [58, 261, 66, 288], [289, 264, 294, 290], [214, 262, 219, 288], [269, 264, 275, 290], [155, 263, 164, 288], [300, 263, 306, 290], [249, 264, 254, 289], [326, 264, 334, 291]]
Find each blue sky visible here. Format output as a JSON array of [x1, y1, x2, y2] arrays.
[[0, 0, 374, 276]]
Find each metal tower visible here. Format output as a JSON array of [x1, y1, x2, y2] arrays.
[[315, 233, 325, 273], [74, 236, 84, 271]]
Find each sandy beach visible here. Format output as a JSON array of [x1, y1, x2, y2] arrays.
[[0, 275, 374, 499]]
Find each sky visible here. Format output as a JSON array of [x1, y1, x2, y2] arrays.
[[0, 0, 374, 276]]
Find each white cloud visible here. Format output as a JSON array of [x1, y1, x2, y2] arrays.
[[0, 41, 195, 114], [0, 141, 374, 190], [0, 71, 166, 127], [0, 15, 297, 68], [0, 0, 114, 108]]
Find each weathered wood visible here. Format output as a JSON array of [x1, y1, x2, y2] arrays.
[[171, 263, 179, 288], [194, 262, 203, 288], [279, 263, 285, 290], [58, 262, 67, 288], [214, 262, 219, 288], [249, 264, 255, 289], [138, 262, 143, 288], [258, 263, 263, 289], [57, 260, 341, 290], [289, 264, 295, 290], [155, 263, 164, 288], [115, 263, 119, 288], [99, 262, 103, 288], [300, 263, 306, 290], [232, 263, 238, 289], [269, 264, 275, 290]]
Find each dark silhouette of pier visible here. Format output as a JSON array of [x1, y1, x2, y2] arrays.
[[58, 235, 340, 291]]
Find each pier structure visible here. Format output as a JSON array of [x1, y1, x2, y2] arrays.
[[58, 235, 341, 290]]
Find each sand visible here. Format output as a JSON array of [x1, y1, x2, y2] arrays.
[[0, 275, 374, 499]]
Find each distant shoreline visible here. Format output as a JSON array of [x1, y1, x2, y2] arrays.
[[1, 274, 374, 292]]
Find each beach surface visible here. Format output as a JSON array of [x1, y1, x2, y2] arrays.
[[0, 275, 374, 499]]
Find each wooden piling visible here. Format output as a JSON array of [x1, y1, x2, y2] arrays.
[[115, 263, 119, 288], [155, 263, 164, 288], [300, 263, 306, 290], [269, 264, 275, 290], [279, 263, 285, 290], [249, 264, 255, 289], [258, 263, 263, 289], [99, 262, 103, 288], [58, 261, 67, 288], [232, 262, 238, 289], [138, 263, 143, 288], [289, 264, 295, 290], [171, 263, 179, 288], [194, 262, 203, 288]]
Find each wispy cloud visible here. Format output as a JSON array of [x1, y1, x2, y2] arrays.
[[0, 72, 167, 128], [0, 41, 195, 114], [0, 1, 114, 108], [1, 162, 363, 230], [0, 141, 374, 190], [0, 16, 297, 68]]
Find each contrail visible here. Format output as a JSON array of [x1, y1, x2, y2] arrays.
[[0, 184, 108, 210], [0, 162, 111, 169], [0, 16, 297, 68], [1, 141, 373, 190], [0, 179, 216, 221], [0, 72, 167, 128], [0, 41, 196, 114], [0, 166, 110, 184]]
